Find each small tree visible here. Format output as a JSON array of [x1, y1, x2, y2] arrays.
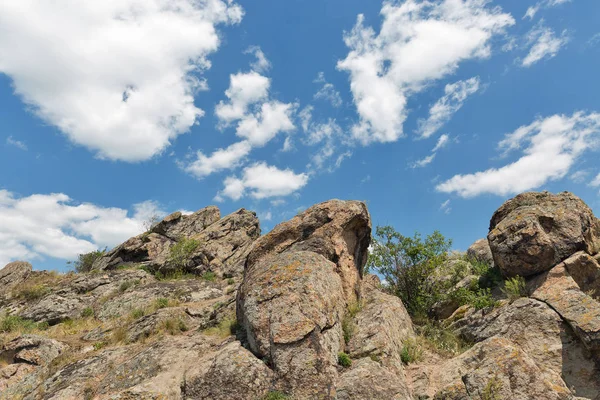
[[366, 226, 452, 319], [69, 249, 106, 273], [167, 238, 200, 271]]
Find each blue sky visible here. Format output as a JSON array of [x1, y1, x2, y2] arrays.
[[1, 0, 600, 271]]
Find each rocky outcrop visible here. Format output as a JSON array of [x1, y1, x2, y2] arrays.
[[337, 358, 411, 400], [466, 238, 494, 266], [92, 206, 259, 278], [1, 335, 68, 366], [488, 191, 600, 277], [0, 261, 32, 294], [245, 199, 371, 303]]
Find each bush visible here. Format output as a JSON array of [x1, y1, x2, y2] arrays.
[[338, 352, 352, 368], [451, 287, 498, 310], [154, 298, 170, 309], [18, 284, 50, 301], [0, 315, 38, 333], [202, 271, 216, 282], [227, 278, 235, 285], [162, 318, 189, 335], [167, 238, 200, 271], [502, 276, 527, 302], [367, 226, 452, 318], [81, 307, 94, 318], [400, 338, 423, 364], [119, 280, 137, 292], [130, 308, 146, 319], [69, 249, 106, 273]]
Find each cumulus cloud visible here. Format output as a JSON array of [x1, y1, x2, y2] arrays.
[[0, 190, 165, 267], [216, 162, 308, 201], [337, 0, 514, 145], [523, 0, 572, 20], [313, 72, 343, 108], [411, 134, 451, 168], [0, 0, 243, 162], [184, 64, 296, 179], [245, 46, 271, 73], [417, 77, 480, 139], [437, 112, 600, 197], [521, 22, 569, 67], [182, 140, 252, 179], [214, 71, 271, 125], [6, 136, 28, 151]]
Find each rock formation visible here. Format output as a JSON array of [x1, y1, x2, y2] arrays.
[[1, 192, 600, 399]]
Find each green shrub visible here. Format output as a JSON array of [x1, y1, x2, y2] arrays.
[[342, 301, 362, 344], [502, 276, 527, 302], [227, 278, 235, 285], [93, 342, 106, 351], [81, 307, 94, 318], [451, 287, 497, 310], [338, 352, 352, 368], [202, 271, 216, 282], [262, 392, 290, 400], [69, 249, 106, 273], [167, 238, 200, 270], [400, 338, 423, 364], [0, 315, 38, 333], [366, 226, 452, 318], [162, 318, 189, 335], [154, 298, 170, 309], [18, 284, 50, 301]]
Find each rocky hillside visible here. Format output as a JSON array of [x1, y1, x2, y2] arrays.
[[1, 192, 600, 399]]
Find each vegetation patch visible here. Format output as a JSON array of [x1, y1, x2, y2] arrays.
[[167, 238, 200, 271], [337, 352, 352, 368], [417, 322, 472, 357], [262, 391, 290, 400], [203, 315, 239, 338], [400, 338, 423, 364], [481, 375, 503, 400], [501, 276, 527, 302], [69, 249, 106, 273]]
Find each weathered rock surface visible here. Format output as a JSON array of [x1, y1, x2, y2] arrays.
[[412, 337, 572, 399], [488, 191, 600, 277], [346, 275, 414, 361], [245, 199, 371, 303], [467, 238, 494, 266], [561, 251, 600, 298], [91, 206, 259, 278], [337, 358, 411, 400], [529, 261, 600, 355], [182, 341, 274, 400], [451, 297, 600, 398], [238, 250, 345, 398], [0, 261, 32, 294], [1, 335, 67, 366]]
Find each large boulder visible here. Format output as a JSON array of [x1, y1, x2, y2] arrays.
[[488, 191, 600, 277], [0, 261, 32, 294], [237, 251, 345, 398], [337, 358, 411, 400], [466, 238, 493, 266], [237, 200, 372, 399], [1, 335, 68, 366], [346, 275, 414, 362], [245, 199, 371, 303]]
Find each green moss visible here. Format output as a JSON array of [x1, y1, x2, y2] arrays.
[[338, 352, 352, 368]]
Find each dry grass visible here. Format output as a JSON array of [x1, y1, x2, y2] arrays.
[[203, 314, 238, 339]]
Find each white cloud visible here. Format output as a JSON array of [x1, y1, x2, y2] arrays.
[[6, 136, 28, 151], [245, 46, 271, 73], [417, 77, 480, 138], [235, 101, 296, 146], [0, 0, 243, 162], [182, 140, 252, 179], [215, 71, 270, 125], [412, 134, 451, 168], [337, 0, 514, 145], [440, 199, 451, 214], [570, 169, 590, 184], [437, 112, 600, 197], [590, 173, 600, 188], [0, 190, 165, 267], [521, 22, 569, 67], [313, 72, 343, 108], [216, 162, 308, 201], [523, 0, 572, 20]]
